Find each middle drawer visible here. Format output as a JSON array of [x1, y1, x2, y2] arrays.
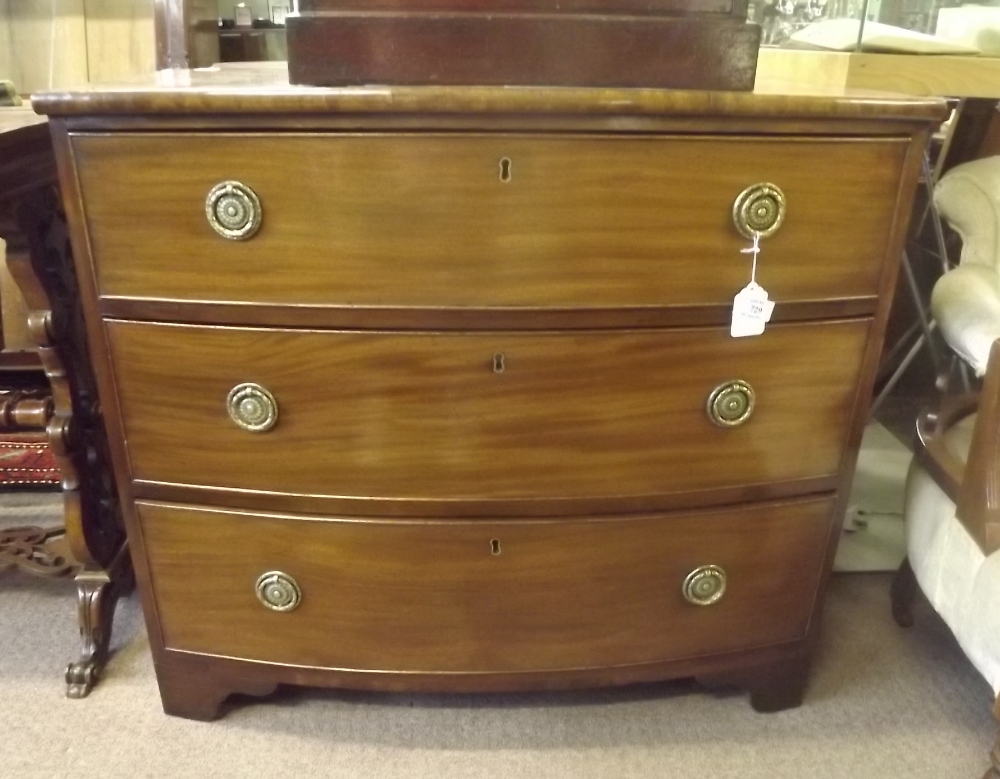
[[106, 319, 870, 506]]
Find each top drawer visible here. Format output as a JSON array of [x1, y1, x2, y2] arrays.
[[73, 133, 907, 310]]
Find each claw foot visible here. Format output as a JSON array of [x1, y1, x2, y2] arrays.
[[65, 659, 99, 699], [63, 542, 131, 698]]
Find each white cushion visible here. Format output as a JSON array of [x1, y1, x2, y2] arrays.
[[906, 415, 1000, 693], [931, 156, 1000, 375], [931, 264, 1000, 376], [934, 157, 1000, 272]]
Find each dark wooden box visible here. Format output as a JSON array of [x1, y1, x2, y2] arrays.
[[287, 0, 761, 90]]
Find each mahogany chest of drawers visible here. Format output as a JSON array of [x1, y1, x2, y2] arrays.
[[33, 69, 945, 720]]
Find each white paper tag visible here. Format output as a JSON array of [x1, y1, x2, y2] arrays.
[[731, 281, 775, 338]]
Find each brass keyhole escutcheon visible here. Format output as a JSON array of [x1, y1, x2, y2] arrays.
[[732, 182, 786, 240], [493, 353, 505, 373], [707, 380, 755, 428], [490, 538, 502, 555], [499, 157, 512, 182]]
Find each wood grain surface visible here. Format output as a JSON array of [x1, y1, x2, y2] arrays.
[[30, 67, 948, 122], [74, 133, 906, 309], [956, 341, 1000, 555], [286, 14, 761, 90], [140, 496, 833, 673], [300, 0, 746, 12], [33, 69, 945, 715], [106, 319, 871, 504]]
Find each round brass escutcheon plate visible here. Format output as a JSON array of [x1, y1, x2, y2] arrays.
[[206, 180, 262, 240], [733, 182, 786, 240], [707, 380, 755, 428], [683, 565, 727, 607], [255, 571, 302, 612], [227, 382, 278, 433]]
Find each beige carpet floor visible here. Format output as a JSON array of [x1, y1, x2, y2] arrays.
[[1, 490, 997, 779]]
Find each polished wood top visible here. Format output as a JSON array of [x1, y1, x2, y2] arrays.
[[31, 62, 947, 121]]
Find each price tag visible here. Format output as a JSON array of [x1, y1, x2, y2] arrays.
[[731, 281, 775, 338], [731, 233, 775, 338]]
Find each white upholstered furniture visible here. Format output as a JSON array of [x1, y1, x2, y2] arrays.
[[895, 155, 1000, 779], [931, 157, 1000, 378]]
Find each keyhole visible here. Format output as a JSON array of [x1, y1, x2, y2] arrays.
[[499, 157, 512, 182], [490, 538, 502, 555], [493, 352, 505, 373]]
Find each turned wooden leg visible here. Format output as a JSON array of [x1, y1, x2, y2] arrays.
[[64, 542, 134, 698], [747, 656, 811, 713], [891, 556, 918, 628], [155, 657, 279, 721]]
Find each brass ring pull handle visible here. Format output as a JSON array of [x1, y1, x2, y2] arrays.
[[707, 380, 755, 428], [206, 180, 262, 240], [227, 383, 278, 433], [683, 565, 727, 606], [733, 183, 786, 240], [255, 571, 302, 612]]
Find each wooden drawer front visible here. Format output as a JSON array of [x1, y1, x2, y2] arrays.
[[108, 319, 869, 502], [75, 133, 905, 309], [140, 498, 833, 672]]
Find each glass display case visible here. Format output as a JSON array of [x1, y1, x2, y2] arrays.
[[217, 1, 289, 62], [748, 0, 1000, 52]]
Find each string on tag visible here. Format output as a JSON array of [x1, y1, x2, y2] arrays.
[[740, 233, 761, 284]]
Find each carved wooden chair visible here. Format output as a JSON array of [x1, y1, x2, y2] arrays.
[[892, 155, 1000, 779]]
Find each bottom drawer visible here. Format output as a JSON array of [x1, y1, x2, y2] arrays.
[[139, 498, 835, 673]]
